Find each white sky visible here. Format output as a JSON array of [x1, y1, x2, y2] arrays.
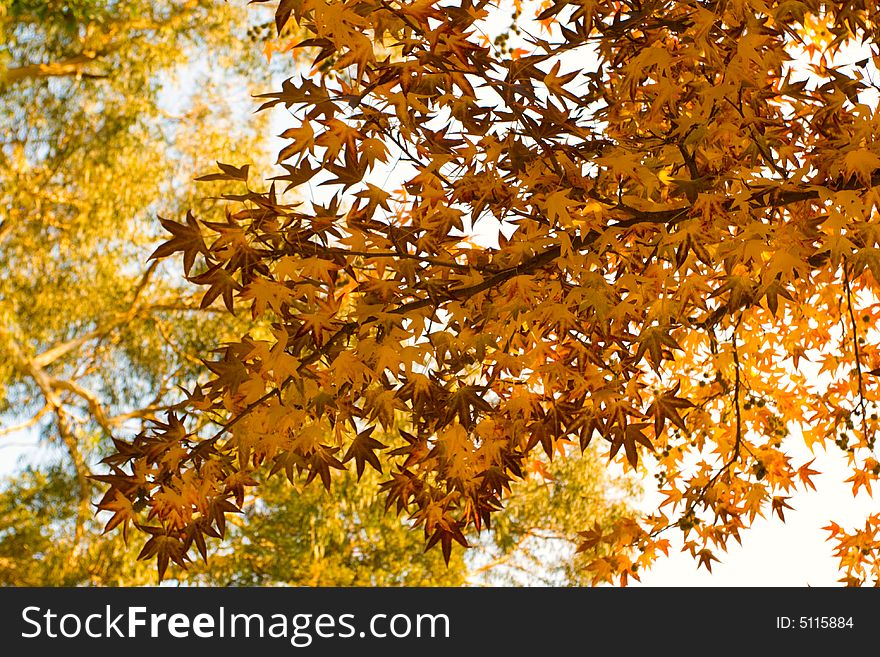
[[634, 440, 877, 586]]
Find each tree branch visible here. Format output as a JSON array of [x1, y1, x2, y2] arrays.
[[33, 261, 158, 368], [0, 404, 49, 437], [843, 262, 869, 447], [0, 329, 92, 546], [1, 53, 107, 84]]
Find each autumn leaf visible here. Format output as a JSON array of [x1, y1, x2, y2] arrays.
[[277, 121, 315, 162], [797, 459, 821, 491], [359, 137, 390, 170], [149, 211, 206, 275], [269, 161, 320, 192], [194, 161, 250, 182], [136, 526, 189, 582], [189, 263, 242, 312], [98, 490, 137, 541], [648, 384, 694, 437], [634, 326, 683, 371], [771, 496, 794, 522], [843, 149, 880, 185], [304, 445, 347, 490], [544, 189, 578, 225], [696, 548, 718, 573], [342, 427, 387, 479], [543, 60, 580, 103], [609, 422, 654, 468]]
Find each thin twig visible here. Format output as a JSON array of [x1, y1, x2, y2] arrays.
[[843, 262, 869, 445]]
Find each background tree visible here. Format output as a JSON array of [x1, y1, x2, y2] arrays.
[[192, 444, 634, 586], [0, 0, 274, 585], [104, 0, 880, 586], [0, 0, 632, 586]]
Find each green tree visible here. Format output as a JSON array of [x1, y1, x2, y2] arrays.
[[185, 443, 634, 586], [0, 0, 270, 585], [0, 0, 633, 586]]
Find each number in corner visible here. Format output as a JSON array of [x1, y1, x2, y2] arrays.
[[798, 616, 854, 629]]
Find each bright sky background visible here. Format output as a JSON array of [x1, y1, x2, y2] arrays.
[[635, 441, 877, 586]]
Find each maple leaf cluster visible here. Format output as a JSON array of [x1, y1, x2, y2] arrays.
[[99, 0, 880, 584]]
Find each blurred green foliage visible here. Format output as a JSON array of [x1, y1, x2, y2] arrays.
[[0, 0, 637, 586]]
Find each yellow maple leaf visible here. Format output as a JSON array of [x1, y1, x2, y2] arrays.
[[843, 149, 880, 185]]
